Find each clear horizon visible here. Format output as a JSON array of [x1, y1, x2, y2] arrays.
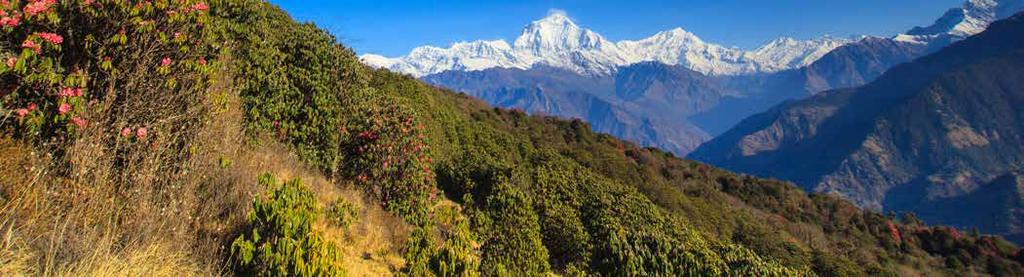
[[272, 0, 963, 57]]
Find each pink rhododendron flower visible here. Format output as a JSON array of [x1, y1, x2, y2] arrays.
[[24, 0, 56, 16], [60, 87, 75, 97], [161, 57, 172, 67], [191, 2, 209, 11], [71, 117, 87, 128], [121, 127, 133, 137], [21, 39, 40, 54], [59, 87, 83, 97], [0, 15, 20, 27], [5, 57, 14, 68], [37, 32, 63, 44], [27, 103, 36, 111], [198, 58, 207, 66], [58, 103, 71, 115], [15, 108, 29, 117], [136, 127, 148, 139]]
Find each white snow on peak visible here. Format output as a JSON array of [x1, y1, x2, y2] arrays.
[[897, 0, 1024, 43], [360, 11, 849, 77], [753, 36, 852, 69]]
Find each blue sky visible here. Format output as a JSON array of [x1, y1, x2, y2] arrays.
[[271, 0, 964, 57]]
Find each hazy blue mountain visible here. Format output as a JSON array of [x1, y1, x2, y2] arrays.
[[424, 63, 727, 155], [690, 13, 1024, 242]]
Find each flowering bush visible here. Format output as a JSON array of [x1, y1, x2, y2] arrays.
[[1, 0, 212, 144], [340, 92, 437, 224]]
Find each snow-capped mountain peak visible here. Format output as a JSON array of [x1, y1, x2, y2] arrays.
[[897, 0, 1024, 43], [361, 11, 850, 77], [753, 36, 852, 68], [513, 11, 613, 55]]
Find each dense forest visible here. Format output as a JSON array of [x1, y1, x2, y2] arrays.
[[1, 1, 1023, 276]]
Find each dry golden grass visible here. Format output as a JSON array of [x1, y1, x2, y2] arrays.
[[0, 53, 408, 275], [317, 185, 409, 276]]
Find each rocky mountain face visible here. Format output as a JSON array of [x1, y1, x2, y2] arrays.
[[689, 13, 1024, 242]]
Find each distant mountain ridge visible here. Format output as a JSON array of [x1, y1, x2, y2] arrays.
[[690, 11, 1024, 242], [423, 63, 723, 155], [393, 0, 1024, 157], [691, 0, 1024, 136], [362, 10, 852, 77]]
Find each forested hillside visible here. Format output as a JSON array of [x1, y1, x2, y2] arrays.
[[1, 1, 1022, 276]]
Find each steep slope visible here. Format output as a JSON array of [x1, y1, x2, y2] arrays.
[[690, 12, 1024, 237], [913, 172, 1024, 243], [898, 0, 1024, 43]]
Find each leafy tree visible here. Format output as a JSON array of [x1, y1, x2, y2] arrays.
[[479, 178, 551, 276]]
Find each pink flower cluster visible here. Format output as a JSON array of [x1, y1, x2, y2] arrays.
[[37, 32, 63, 44], [120, 127, 149, 139], [5, 57, 15, 68], [160, 57, 172, 67], [0, 9, 20, 27], [71, 117, 87, 128], [59, 87, 84, 97], [58, 103, 71, 115], [188, 2, 209, 12], [22, 39, 40, 54], [24, 0, 56, 17], [14, 103, 37, 118]]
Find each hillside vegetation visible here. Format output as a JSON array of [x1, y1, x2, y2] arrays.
[[1, 1, 1022, 276]]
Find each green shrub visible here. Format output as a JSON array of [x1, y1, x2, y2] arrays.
[[479, 179, 550, 276], [430, 204, 481, 277], [327, 197, 361, 230], [210, 1, 366, 171], [401, 210, 481, 277], [231, 173, 345, 276]]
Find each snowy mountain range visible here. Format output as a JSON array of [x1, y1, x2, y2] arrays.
[[360, 10, 853, 77], [363, 1, 1024, 78]]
